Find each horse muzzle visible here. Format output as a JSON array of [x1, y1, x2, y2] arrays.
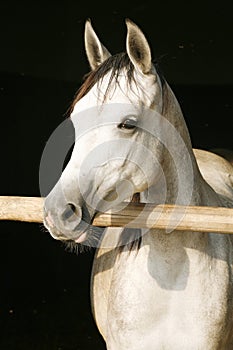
[[43, 200, 94, 243]]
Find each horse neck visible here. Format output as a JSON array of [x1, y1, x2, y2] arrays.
[[143, 82, 219, 207], [161, 82, 193, 155], [137, 82, 224, 261]]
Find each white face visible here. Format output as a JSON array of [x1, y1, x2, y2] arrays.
[[43, 19, 170, 245], [43, 68, 164, 244], [62, 69, 163, 211]]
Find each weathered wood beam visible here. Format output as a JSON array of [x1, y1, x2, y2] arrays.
[[0, 196, 233, 234]]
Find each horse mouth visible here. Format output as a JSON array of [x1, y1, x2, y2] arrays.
[[43, 208, 104, 246], [71, 212, 104, 245], [44, 192, 141, 247], [75, 192, 141, 245]]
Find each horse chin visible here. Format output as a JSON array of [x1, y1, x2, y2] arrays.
[[74, 231, 88, 243], [73, 220, 105, 246], [45, 218, 105, 250], [67, 224, 105, 252]]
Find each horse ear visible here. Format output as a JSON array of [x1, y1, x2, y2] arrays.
[[84, 19, 111, 71], [126, 19, 152, 75]]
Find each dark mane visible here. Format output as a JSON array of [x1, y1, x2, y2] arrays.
[[67, 52, 165, 116], [68, 52, 135, 115]]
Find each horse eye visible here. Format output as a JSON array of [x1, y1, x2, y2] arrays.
[[118, 118, 137, 131]]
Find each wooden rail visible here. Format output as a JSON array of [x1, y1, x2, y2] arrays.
[[0, 196, 233, 234]]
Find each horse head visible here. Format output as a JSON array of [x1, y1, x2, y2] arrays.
[[43, 19, 193, 246]]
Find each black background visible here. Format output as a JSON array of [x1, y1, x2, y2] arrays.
[[0, 0, 233, 349]]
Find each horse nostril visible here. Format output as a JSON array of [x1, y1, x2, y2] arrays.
[[62, 203, 76, 221]]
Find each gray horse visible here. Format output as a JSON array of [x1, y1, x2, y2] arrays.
[[44, 19, 233, 349]]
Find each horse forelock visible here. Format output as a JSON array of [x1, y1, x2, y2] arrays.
[[67, 52, 165, 116], [68, 52, 135, 115]]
